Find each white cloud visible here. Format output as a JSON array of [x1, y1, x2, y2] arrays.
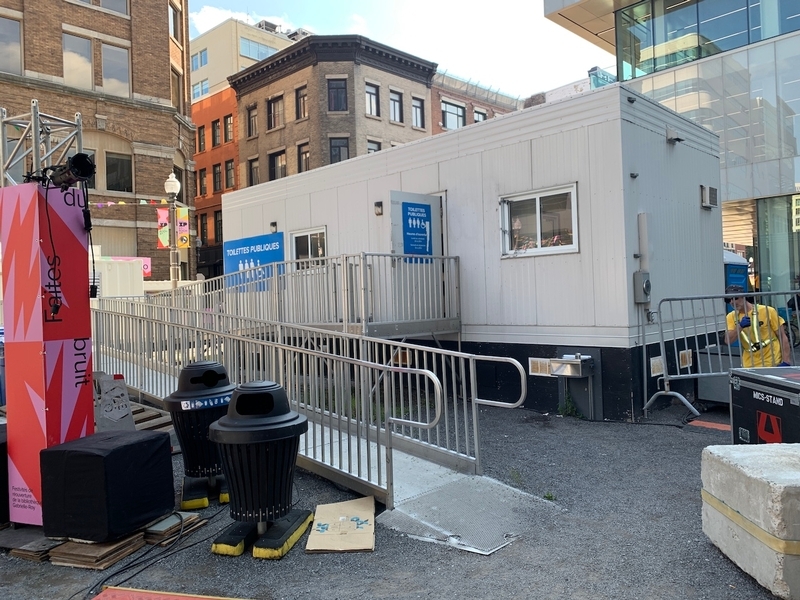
[[189, 5, 295, 36], [347, 14, 369, 36]]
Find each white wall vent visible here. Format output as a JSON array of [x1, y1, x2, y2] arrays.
[[701, 185, 718, 209]]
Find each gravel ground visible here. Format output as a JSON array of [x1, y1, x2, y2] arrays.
[[0, 403, 777, 600]]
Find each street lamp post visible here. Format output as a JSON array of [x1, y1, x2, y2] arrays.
[[164, 172, 182, 292]]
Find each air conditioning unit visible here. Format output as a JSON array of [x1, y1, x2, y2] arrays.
[[701, 185, 718, 209]]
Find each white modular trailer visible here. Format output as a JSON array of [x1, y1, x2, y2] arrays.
[[223, 84, 721, 419]]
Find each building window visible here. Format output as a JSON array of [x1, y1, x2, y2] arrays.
[[328, 79, 347, 111], [214, 210, 223, 242], [412, 97, 424, 128], [269, 151, 286, 180], [225, 159, 235, 188], [501, 184, 578, 256], [474, 109, 487, 122], [293, 229, 326, 260], [192, 79, 208, 99], [197, 126, 205, 152], [100, 0, 128, 15], [329, 138, 349, 163], [106, 153, 132, 192], [63, 34, 92, 90], [366, 84, 379, 116], [198, 168, 207, 195], [239, 37, 277, 61], [390, 91, 403, 122], [367, 140, 381, 153], [298, 143, 310, 173], [170, 69, 182, 109], [296, 86, 308, 119], [442, 101, 465, 129], [0, 17, 21, 75], [102, 44, 129, 97], [224, 114, 233, 142], [267, 96, 284, 130], [191, 49, 207, 71], [247, 106, 258, 137], [212, 163, 221, 192], [211, 120, 221, 146], [200, 213, 208, 245], [169, 3, 181, 42], [248, 158, 259, 186]]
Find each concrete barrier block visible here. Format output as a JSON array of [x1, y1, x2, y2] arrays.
[[701, 444, 800, 600]]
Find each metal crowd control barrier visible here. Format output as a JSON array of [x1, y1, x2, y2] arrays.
[[143, 253, 461, 338], [643, 289, 799, 416], [91, 301, 526, 507]]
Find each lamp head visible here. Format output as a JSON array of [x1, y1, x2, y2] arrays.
[[164, 172, 181, 196]]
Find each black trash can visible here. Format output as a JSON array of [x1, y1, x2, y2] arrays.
[[165, 361, 235, 477], [209, 381, 307, 522]]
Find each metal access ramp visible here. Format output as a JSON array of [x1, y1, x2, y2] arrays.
[[92, 300, 527, 511]]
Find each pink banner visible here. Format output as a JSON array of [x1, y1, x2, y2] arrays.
[[157, 208, 169, 249]]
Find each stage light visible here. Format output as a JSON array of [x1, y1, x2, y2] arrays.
[[48, 153, 96, 190]]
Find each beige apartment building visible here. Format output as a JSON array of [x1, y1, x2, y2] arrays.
[[0, 0, 195, 283], [228, 35, 438, 183]]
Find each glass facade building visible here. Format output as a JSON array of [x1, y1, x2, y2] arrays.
[[549, 0, 800, 291]]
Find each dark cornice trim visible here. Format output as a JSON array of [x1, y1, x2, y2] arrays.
[[229, 35, 438, 97]]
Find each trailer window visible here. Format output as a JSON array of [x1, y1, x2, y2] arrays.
[[501, 184, 578, 257]]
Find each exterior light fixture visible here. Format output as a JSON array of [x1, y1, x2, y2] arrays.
[[270, 221, 278, 233], [374, 201, 383, 216], [164, 172, 182, 292]]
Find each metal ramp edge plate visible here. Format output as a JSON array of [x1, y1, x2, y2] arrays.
[[377, 475, 564, 555]]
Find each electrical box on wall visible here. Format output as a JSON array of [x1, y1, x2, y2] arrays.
[[634, 270, 651, 304]]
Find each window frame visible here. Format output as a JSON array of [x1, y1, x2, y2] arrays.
[[412, 97, 425, 128], [247, 158, 259, 186], [296, 86, 308, 119], [298, 143, 310, 173], [211, 119, 221, 147], [269, 150, 287, 181], [267, 96, 284, 130], [191, 49, 207, 71], [328, 79, 347, 112], [0, 17, 22, 76], [100, 0, 128, 15], [246, 106, 258, 137], [168, 3, 181, 43], [105, 152, 133, 193], [365, 83, 380, 116], [367, 140, 381, 153], [212, 163, 221, 193], [389, 90, 403, 123], [223, 114, 233, 143], [199, 213, 208, 245], [291, 227, 327, 261], [63, 33, 93, 90], [198, 168, 207, 195], [500, 183, 579, 257], [474, 109, 487, 123], [225, 159, 235, 188], [197, 125, 205, 152], [101, 43, 130, 97], [329, 138, 349, 164], [214, 210, 223, 243], [442, 100, 466, 130]]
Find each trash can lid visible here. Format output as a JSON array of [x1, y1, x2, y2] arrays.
[[209, 381, 307, 444], [164, 361, 236, 412]]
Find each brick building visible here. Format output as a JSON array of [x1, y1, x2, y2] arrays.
[[0, 0, 195, 284], [431, 72, 523, 135], [228, 35, 438, 188]]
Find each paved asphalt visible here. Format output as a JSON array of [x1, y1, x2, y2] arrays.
[[0, 401, 778, 600]]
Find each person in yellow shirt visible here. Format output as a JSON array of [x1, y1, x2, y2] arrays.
[[725, 285, 791, 367]]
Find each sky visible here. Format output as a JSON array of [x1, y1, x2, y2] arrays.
[[187, 1, 615, 99]]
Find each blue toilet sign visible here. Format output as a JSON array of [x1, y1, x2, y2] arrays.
[[402, 202, 432, 255]]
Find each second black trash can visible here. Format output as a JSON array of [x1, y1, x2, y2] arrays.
[[165, 361, 236, 509], [209, 380, 308, 522]]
